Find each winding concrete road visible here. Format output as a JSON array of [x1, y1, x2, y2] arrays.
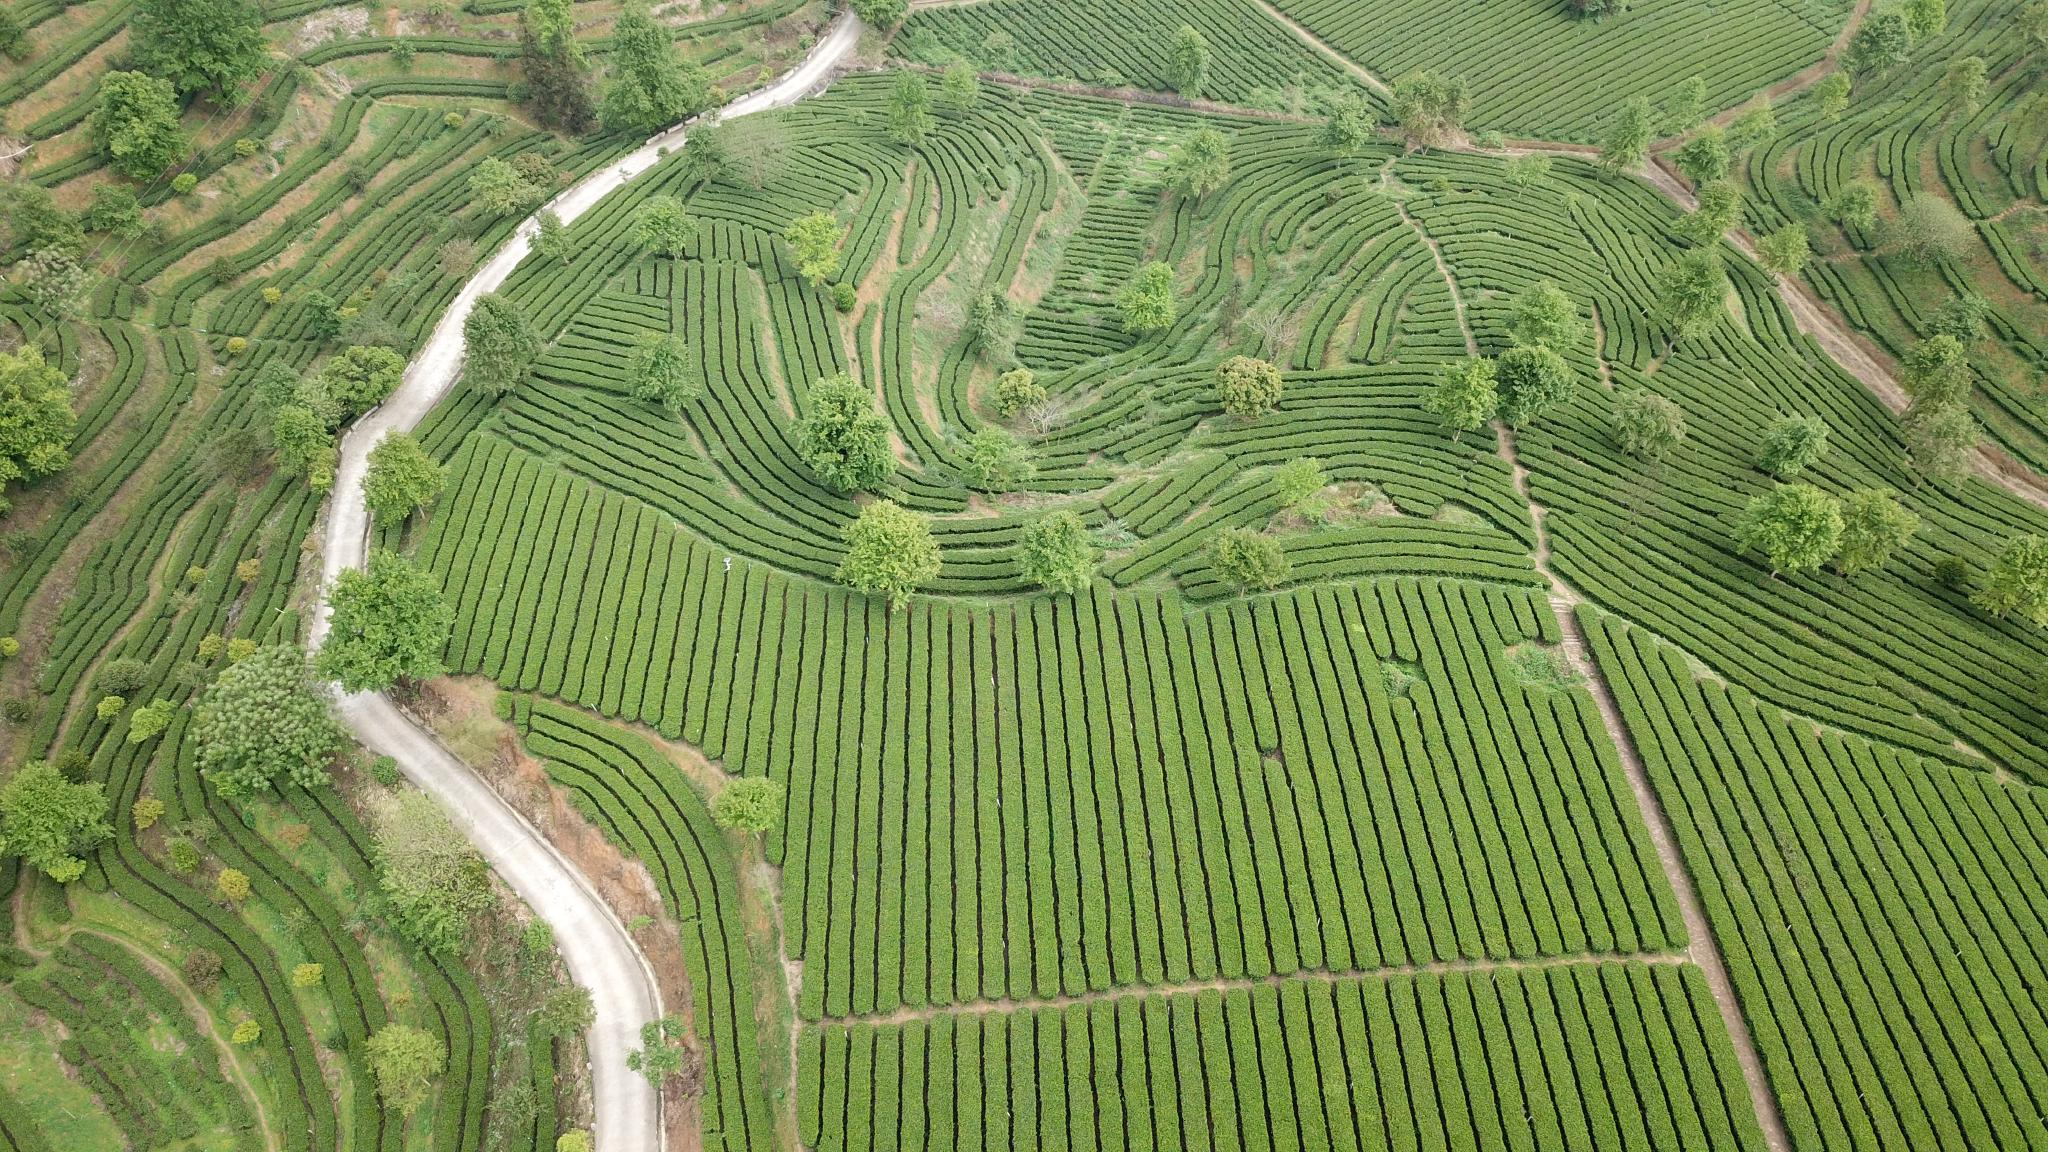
[[308, 15, 861, 1151]]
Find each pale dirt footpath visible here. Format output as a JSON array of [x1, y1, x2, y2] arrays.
[[308, 15, 863, 1152]]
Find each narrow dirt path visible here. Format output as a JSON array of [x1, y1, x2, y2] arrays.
[[1495, 426, 1793, 1152], [819, 949, 1692, 1028], [1245, 0, 1392, 98], [1389, 182, 1480, 356]]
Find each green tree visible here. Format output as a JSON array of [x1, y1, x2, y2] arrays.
[[1114, 262, 1177, 336], [469, 156, 546, 216], [1900, 334, 1971, 410], [633, 195, 691, 258], [1503, 153, 1552, 195], [194, 646, 342, 798], [1883, 194, 1972, 266], [711, 777, 785, 834], [0, 5, 24, 59], [1974, 535, 2048, 626], [521, 0, 594, 133], [317, 344, 406, 417], [462, 293, 539, 396], [1677, 181, 1742, 244], [849, 0, 908, 27], [1939, 55, 1987, 116], [794, 374, 892, 492], [1814, 72, 1852, 121], [1654, 250, 1729, 346], [1726, 97, 1777, 152], [938, 58, 980, 114], [1319, 88, 1377, 159], [1424, 357, 1498, 440], [837, 500, 940, 609], [626, 1016, 694, 1088], [2025, 0, 2048, 55], [1167, 127, 1231, 198], [372, 790, 495, 955], [1906, 0, 1945, 38], [1827, 179, 1881, 231], [961, 426, 1033, 491], [1209, 527, 1289, 592], [628, 331, 699, 411], [536, 985, 596, 1038], [1509, 280, 1585, 351], [1903, 401, 1976, 486], [534, 210, 572, 263], [1391, 71, 1469, 150], [1757, 223, 1809, 277], [993, 368, 1046, 420], [0, 345, 76, 518], [131, 0, 267, 99], [1600, 95, 1653, 173], [1672, 127, 1730, 185], [600, 3, 708, 133], [1167, 24, 1210, 98], [1732, 483, 1843, 576], [1272, 457, 1332, 520], [91, 71, 186, 179], [318, 550, 453, 692], [1495, 344, 1575, 428], [15, 246, 92, 318], [888, 70, 933, 145], [1663, 75, 1708, 134], [1846, 9, 1914, 75], [85, 183, 147, 239], [1015, 509, 1095, 594], [365, 1024, 446, 1116], [1611, 390, 1687, 462], [0, 761, 111, 883], [783, 211, 844, 288], [363, 433, 445, 523], [271, 403, 335, 489], [1835, 488, 1918, 576], [1926, 293, 1989, 344], [1214, 355, 1283, 419], [1756, 414, 1829, 479]]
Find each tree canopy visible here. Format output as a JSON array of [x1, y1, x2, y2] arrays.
[[599, 3, 710, 133], [633, 195, 692, 258], [1392, 71, 1469, 150], [193, 645, 343, 799], [795, 374, 893, 492], [1114, 262, 1177, 335], [1836, 489, 1919, 577], [363, 433, 446, 523], [711, 777, 785, 834], [1611, 390, 1687, 462], [1016, 510, 1096, 594], [1424, 358, 1498, 440], [0, 345, 76, 519], [783, 212, 844, 288], [1214, 355, 1284, 419], [365, 1023, 447, 1116], [0, 760, 111, 883], [1975, 535, 2048, 627], [888, 70, 933, 145], [91, 71, 185, 180], [131, 0, 267, 99], [837, 500, 941, 609], [1733, 483, 1843, 576], [1495, 344, 1575, 428], [629, 331, 700, 412], [1210, 528, 1290, 592], [1167, 128, 1232, 198], [372, 789, 496, 955], [462, 293, 540, 396], [1168, 24, 1210, 98], [1654, 250, 1729, 345], [1756, 415, 1830, 479], [318, 549, 454, 692]]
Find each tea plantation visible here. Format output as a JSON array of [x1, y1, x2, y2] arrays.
[[3, 0, 2048, 1149]]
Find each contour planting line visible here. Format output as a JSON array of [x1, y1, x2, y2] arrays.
[[306, 15, 864, 1152]]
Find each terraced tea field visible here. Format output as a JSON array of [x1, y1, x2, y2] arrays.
[[4, 0, 2048, 1149]]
